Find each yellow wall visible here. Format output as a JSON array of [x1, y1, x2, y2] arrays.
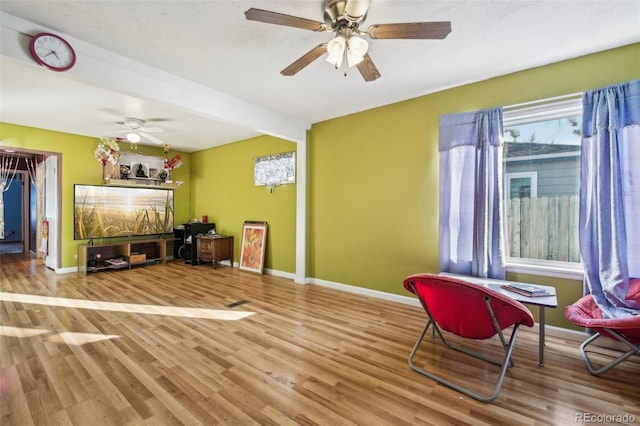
[[0, 123, 192, 268], [190, 135, 297, 273], [1, 43, 638, 330], [310, 43, 640, 329]]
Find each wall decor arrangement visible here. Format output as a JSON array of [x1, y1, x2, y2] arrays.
[[239, 221, 268, 274], [118, 152, 165, 180], [254, 151, 295, 192]]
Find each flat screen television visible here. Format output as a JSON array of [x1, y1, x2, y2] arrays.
[[74, 184, 174, 240]]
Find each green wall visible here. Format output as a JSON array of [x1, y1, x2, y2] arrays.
[[310, 43, 640, 329], [190, 135, 297, 273], [1, 43, 638, 330], [0, 123, 192, 268]]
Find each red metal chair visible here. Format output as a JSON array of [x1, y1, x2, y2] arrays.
[[403, 273, 534, 402], [564, 279, 640, 376]]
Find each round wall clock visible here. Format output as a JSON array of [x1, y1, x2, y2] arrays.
[[29, 32, 76, 72]]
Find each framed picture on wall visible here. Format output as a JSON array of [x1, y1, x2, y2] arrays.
[[239, 221, 268, 274]]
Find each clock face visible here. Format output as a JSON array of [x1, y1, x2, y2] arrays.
[[29, 33, 76, 71]]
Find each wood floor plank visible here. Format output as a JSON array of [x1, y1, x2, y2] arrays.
[[1, 365, 35, 426], [1, 253, 639, 425]]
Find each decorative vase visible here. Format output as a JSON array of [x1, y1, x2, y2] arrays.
[[103, 162, 116, 181]]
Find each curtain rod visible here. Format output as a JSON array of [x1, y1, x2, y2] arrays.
[[504, 92, 582, 111]]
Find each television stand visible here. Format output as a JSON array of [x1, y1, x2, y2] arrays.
[[77, 237, 171, 275]]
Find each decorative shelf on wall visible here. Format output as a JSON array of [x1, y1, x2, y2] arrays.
[[105, 178, 181, 189], [101, 150, 183, 189]]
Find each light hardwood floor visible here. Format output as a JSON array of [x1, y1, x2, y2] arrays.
[[1, 254, 638, 425]]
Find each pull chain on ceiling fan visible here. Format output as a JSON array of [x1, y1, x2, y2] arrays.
[[245, 0, 451, 82]]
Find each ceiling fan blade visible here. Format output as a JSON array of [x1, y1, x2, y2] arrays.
[[140, 132, 165, 145], [367, 22, 451, 39], [140, 126, 164, 133], [245, 8, 326, 32], [281, 44, 328, 76], [356, 53, 381, 82], [144, 118, 171, 123]]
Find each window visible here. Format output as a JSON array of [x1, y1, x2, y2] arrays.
[[507, 172, 537, 199], [502, 96, 582, 271]]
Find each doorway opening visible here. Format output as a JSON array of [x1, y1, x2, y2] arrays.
[[0, 149, 60, 269]]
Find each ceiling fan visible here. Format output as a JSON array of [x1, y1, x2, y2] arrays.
[[245, 0, 451, 82], [112, 117, 166, 146]]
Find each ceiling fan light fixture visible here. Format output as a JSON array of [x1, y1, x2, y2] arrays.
[[126, 132, 141, 143], [325, 52, 343, 68], [346, 36, 368, 67], [326, 35, 346, 68]]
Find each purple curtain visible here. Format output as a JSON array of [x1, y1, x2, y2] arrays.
[[438, 108, 505, 279], [580, 80, 640, 318]]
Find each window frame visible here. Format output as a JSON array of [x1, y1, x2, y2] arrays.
[[506, 171, 538, 199], [502, 95, 584, 280]]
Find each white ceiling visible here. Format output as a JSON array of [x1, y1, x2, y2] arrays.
[[1, 1, 639, 152]]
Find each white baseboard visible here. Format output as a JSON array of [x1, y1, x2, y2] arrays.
[[310, 277, 421, 307], [308, 277, 598, 340], [55, 266, 78, 274], [544, 324, 587, 342], [264, 268, 296, 280]]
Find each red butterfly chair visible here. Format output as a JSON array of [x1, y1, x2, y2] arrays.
[[403, 273, 534, 402], [564, 279, 640, 376]]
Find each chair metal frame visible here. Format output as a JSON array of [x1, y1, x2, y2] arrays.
[[405, 274, 534, 403], [578, 329, 640, 376], [565, 292, 640, 376]]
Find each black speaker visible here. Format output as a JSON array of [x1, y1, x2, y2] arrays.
[[177, 244, 185, 259]]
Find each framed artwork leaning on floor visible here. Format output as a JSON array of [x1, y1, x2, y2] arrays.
[[239, 221, 268, 274]]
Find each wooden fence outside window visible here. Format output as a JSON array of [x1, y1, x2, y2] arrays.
[[506, 195, 580, 263]]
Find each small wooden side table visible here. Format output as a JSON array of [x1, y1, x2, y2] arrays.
[[196, 235, 234, 269]]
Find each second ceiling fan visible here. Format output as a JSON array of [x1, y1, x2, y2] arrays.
[[113, 117, 166, 147], [245, 0, 451, 82]]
